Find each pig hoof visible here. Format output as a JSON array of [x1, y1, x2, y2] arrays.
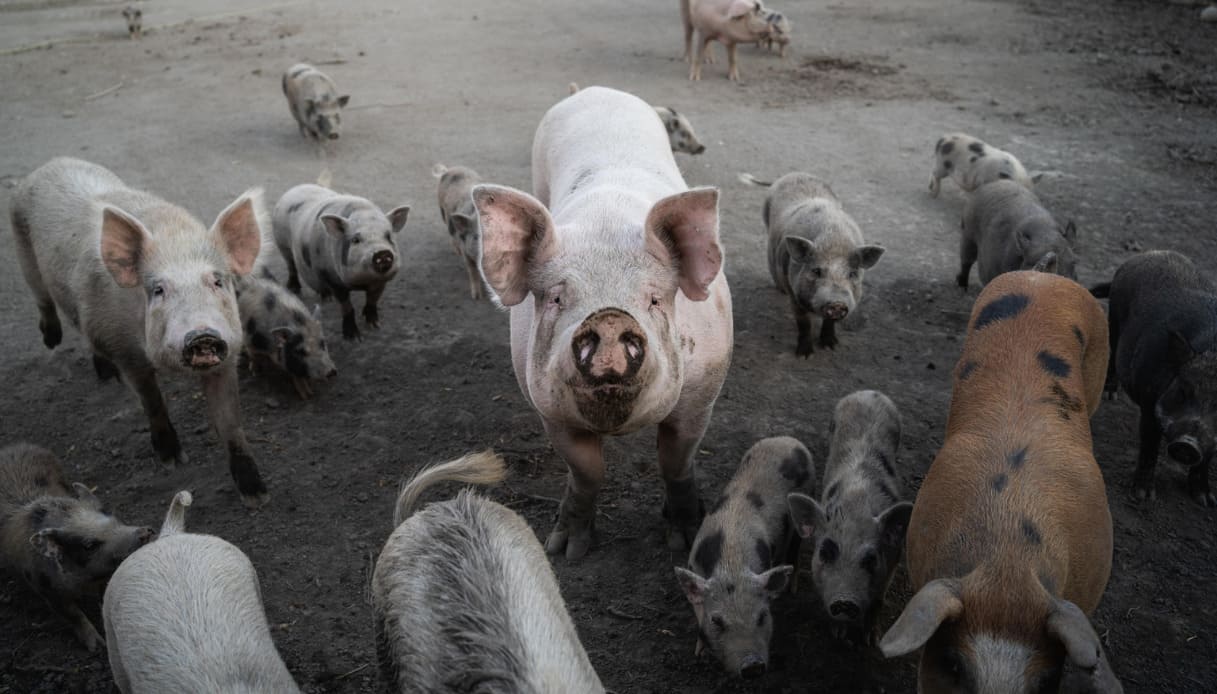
[[817, 335, 838, 350], [76, 621, 103, 652], [955, 273, 970, 291], [544, 523, 594, 559], [796, 340, 814, 358], [40, 320, 62, 349], [241, 491, 271, 509], [342, 317, 361, 341], [92, 354, 121, 382], [544, 526, 569, 555]]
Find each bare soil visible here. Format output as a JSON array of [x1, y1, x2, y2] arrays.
[[0, 0, 1214, 692]]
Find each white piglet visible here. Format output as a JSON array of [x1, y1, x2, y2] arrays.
[[282, 63, 349, 142], [104, 491, 300, 694], [472, 86, 733, 560], [373, 452, 606, 693], [929, 133, 1039, 197]]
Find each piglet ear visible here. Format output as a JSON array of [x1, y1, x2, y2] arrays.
[[210, 189, 266, 276], [449, 213, 478, 241], [644, 187, 723, 302], [472, 184, 558, 307], [674, 567, 709, 606], [877, 501, 914, 552], [72, 483, 102, 510], [99, 205, 153, 289], [754, 564, 793, 596], [783, 236, 816, 265], [30, 528, 64, 565], [1033, 252, 1059, 274], [786, 492, 826, 539], [336, 95, 350, 108], [386, 205, 410, 234], [1047, 598, 1123, 693], [879, 578, 963, 658], [852, 244, 885, 269]]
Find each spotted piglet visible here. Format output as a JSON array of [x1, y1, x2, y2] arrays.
[[432, 164, 485, 300], [929, 133, 1038, 198], [282, 64, 349, 142], [654, 107, 707, 155], [787, 390, 912, 646], [235, 270, 337, 399], [675, 437, 814, 680], [0, 443, 155, 651], [121, 6, 142, 38], [272, 184, 409, 340]]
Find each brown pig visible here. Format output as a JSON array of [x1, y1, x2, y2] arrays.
[[879, 271, 1123, 693]]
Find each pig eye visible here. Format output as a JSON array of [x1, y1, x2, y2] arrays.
[[811, 267, 823, 278], [351, 234, 362, 245], [213, 275, 224, 289], [860, 551, 878, 574], [756, 610, 768, 627], [711, 615, 727, 632], [650, 296, 659, 307], [319, 340, 327, 351], [151, 284, 165, 298], [848, 270, 859, 279], [819, 538, 839, 563], [552, 295, 562, 307]]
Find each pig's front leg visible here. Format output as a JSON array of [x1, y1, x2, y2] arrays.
[[202, 365, 268, 508], [1133, 403, 1161, 501], [957, 232, 977, 291], [464, 255, 485, 301], [1188, 457, 1216, 507], [794, 304, 814, 358], [36, 591, 101, 652], [818, 316, 839, 350], [726, 42, 741, 81], [123, 361, 186, 466], [657, 409, 711, 551], [363, 283, 385, 329], [542, 421, 604, 560], [333, 286, 360, 340]]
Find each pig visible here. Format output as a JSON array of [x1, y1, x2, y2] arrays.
[[957, 179, 1078, 290], [432, 163, 486, 300], [654, 107, 707, 155], [104, 490, 301, 693], [0, 443, 154, 652], [683, 0, 773, 80], [281, 63, 349, 142], [121, 6, 142, 39], [758, 10, 791, 57], [1091, 250, 1217, 506], [272, 183, 410, 340], [10, 157, 270, 507], [373, 451, 606, 693], [787, 390, 912, 646], [234, 270, 337, 399], [740, 171, 885, 356], [879, 271, 1123, 694], [929, 133, 1038, 198], [674, 437, 813, 679], [471, 86, 733, 560]]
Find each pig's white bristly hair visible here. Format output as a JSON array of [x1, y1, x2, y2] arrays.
[[393, 450, 507, 528], [159, 491, 192, 537]]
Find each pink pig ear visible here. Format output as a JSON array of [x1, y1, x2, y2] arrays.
[[211, 189, 266, 276], [99, 205, 153, 288], [472, 184, 558, 307], [644, 188, 723, 301]]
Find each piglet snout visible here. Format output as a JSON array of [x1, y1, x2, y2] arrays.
[[691, 144, 706, 155], [327, 132, 340, 141], [372, 250, 395, 274], [829, 599, 861, 620], [823, 302, 850, 321], [1167, 436, 1203, 467], [182, 329, 228, 370], [572, 309, 646, 383], [739, 655, 766, 680]]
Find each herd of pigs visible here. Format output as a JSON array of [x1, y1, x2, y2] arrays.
[[2, 2, 1215, 693]]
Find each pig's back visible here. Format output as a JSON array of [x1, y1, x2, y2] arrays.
[[106, 534, 298, 692], [534, 86, 683, 210], [0, 444, 69, 511]]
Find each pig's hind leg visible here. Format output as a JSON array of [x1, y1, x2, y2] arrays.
[[1188, 459, 1216, 507], [794, 304, 815, 357], [11, 208, 63, 349]]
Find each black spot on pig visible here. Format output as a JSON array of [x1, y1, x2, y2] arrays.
[[1072, 325, 1085, 347], [708, 494, 728, 516], [935, 137, 946, 153], [29, 506, 48, 528], [1008, 447, 1028, 470], [959, 360, 978, 381], [725, 582, 736, 595], [819, 538, 839, 563], [973, 293, 1030, 330], [1037, 351, 1071, 378], [998, 172, 1011, 179], [780, 448, 812, 487], [746, 491, 765, 509], [1021, 518, 1042, 546], [284, 333, 309, 378], [694, 531, 724, 575], [969, 155, 979, 164], [262, 292, 276, 313], [301, 244, 312, 268], [339, 235, 352, 266], [755, 538, 772, 568], [944, 160, 954, 171], [876, 451, 895, 477], [968, 142, 985, 154], [825, 481, 840, 500], [33, 474, 49, 488], [286, 200, 305, 215], [1041, 381, 1084, 421], [941, 141, 955, 155], [991, 473, 1008, 493]]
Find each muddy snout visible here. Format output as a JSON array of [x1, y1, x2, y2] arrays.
[[572, 309, 647, 383], [822, 302, 850, 321], [829, 598, 861, 621], [372, 250, 395, 275], [181, 329, 228, 370], [739, 655, 767, 680], [1167, 435, 1204, 467]]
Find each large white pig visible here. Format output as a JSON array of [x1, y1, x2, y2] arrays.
[[10, 157, 269, 507], [472, 86, 733, 560]]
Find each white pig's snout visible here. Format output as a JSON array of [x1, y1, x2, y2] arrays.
[[571, 309, 647, 384], [181, 328, 229, 370]]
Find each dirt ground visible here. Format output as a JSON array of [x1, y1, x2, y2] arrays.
[[1, 0, 1215, 692]]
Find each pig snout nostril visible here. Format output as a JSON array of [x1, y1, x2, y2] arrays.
[[823, 303, 849, 321], [829, 600, 860, 619], [621, 332, 645, 363], [573, 332, 600, 367], [693, 145, 706, 154], [328, 133, 340, 140], [739, 656, 766, 680], [1167, 437, 1203, 466], [182, 329, 228, 369], [327, 368, 338, 378], [373, 251, 395, 274]]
